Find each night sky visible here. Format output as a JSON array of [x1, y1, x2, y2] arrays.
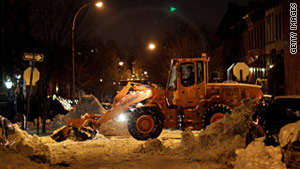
[[91, 0, 251, 43]]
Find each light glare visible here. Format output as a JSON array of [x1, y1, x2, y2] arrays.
[[149, 43, 155, 50], [117, 114, 127, 122], [95, 2, 103, 7], [5, 81, 13, 89]]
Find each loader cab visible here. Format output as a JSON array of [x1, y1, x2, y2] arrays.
[[166, 56, 208, 108]]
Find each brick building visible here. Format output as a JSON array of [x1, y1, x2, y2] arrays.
[[216, 0, 300, 95]]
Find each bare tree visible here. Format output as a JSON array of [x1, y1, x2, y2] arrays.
[[134, 22, 205, 86], [29, 0, 101, 95]]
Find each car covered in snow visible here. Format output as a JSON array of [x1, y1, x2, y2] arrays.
[[247, 96, 300, 146]]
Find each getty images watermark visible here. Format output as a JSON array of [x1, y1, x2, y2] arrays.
[[290, 3, 298, 54]]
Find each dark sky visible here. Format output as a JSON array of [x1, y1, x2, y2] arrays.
[[91, 0, 252, 43]]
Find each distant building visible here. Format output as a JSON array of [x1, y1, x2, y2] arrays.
[[215, 0, 300, 95]]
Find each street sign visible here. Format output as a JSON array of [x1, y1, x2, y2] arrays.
[[23, 67, 40, 86], [233, 62, 249, 81], [23, 53, 44, 62]]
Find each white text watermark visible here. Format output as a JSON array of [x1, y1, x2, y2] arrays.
[[290, 3, 298, 54]]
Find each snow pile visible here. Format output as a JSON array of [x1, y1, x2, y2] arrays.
[[180, 129, 197, 152], [7, 124, 50, 161], [133, 139, 167, 154], [279, 120, 300, 147], [234, 137, 286, 169], [180, 99, 256, 168], [0, 150, 49, 169], [74, 95, 106, 116], [0, 124, 50, 169], [99, 120, 130, 136], [52, 95, 106, 128]]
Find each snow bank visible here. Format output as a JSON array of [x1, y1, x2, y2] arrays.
[[0, 150, 49, 169], [279, 120, 300, 147], [179, 99, 257, 168], [51, 95, 106, 128], [8, 125, 50, 160], [0, 124, 50, 169], [234, 137, 286, 169]]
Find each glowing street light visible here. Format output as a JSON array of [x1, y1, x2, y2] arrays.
[[95, 2, 103, 7], [5, 79, 13, 89], [72, 1, 103, 103], [119, 61, 124, 66], [148, 43, 155, 50]]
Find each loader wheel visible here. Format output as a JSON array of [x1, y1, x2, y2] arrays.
[[202, 104, 232, 129], [127, 107, 163, 140]]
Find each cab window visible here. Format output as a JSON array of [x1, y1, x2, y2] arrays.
[[181, 63, 195, 86], [197, 61, 204, 83], [168, 61, 177, 91]]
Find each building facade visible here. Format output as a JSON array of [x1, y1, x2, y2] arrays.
[[217, 0, 300, 95]]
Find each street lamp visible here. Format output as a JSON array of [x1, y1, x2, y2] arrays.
[[72, 1, 103, 103], [148, 43, 155, 50], [95, 2, 103, 7], [5, 79, 13, 89]]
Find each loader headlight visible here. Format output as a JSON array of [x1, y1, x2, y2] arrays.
[[116, 113, 128, 122]]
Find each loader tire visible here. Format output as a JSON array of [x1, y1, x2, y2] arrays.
[[201, 104, 232, 129], [127, 107, 163, 140]]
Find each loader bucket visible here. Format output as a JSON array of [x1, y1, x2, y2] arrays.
[[50, 83, 153, 142]]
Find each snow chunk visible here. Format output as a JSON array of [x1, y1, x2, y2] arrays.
[[234, 137, 286, 169], [99, 120, 129, 136], [279, 120, 300, 147], [133, 139, 166, 154], [180, 129, 197, 152]]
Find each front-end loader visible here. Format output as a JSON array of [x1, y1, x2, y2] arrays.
[[51, 54, 263, 141]]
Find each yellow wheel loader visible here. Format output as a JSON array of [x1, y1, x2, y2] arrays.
[[51, 54, 263, 141]]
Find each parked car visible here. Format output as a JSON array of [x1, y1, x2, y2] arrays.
[[247, 96, 300, 146]]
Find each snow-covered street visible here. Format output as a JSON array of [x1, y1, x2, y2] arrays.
[[0, 99, 290, 169]]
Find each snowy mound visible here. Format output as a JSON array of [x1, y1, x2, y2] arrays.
[[52, 95, 106, 128], [133, 139, 167, 154], [234, 137, 286, 169], [0, 124, 50, 168], [180, 99, 256, 168], [279, 120, 300, 147]]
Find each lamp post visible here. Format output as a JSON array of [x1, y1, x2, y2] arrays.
[[72, 1, 103, 103]]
